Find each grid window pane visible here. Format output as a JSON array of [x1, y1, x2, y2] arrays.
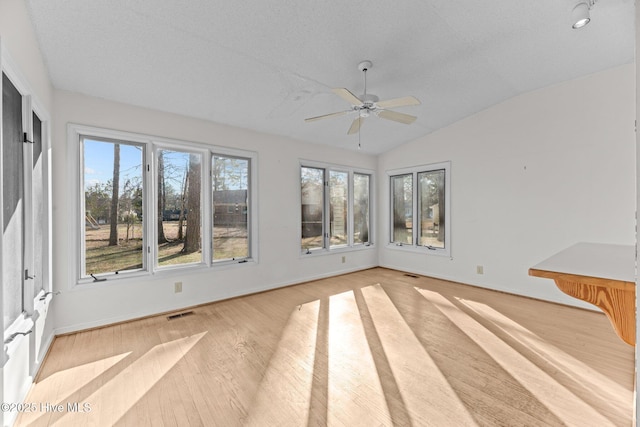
[[83, 139, 144, 276], [391, 174, 413, 244], [212, 156, 249, 260], [301, 167, 324, 250]]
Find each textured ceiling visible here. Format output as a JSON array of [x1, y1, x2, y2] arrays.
[[25, 0, 635, 154]]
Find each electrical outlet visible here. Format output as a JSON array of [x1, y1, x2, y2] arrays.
[[342, 256, 346, 264], [476, 265, 484, 275], [174, 282, 183, 293]]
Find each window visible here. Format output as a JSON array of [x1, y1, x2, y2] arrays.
[[71, 124, 257, 284], [301, 163, 372, 253], [157, 148, 202, 267], [83, 137, 146, 276], [329, 170, 348, 248], [212, 155, 250, 261], [301, 167, 324, 251], [353, 173, 371, 245], [391, 174, 413, 244], [389, 162, 450, 256], [418, 169, 446, 249]]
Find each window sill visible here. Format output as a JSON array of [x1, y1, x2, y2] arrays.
[[386, 243, 451, 258], [72, 258, 257, 289], [300, 243, 375, 258]]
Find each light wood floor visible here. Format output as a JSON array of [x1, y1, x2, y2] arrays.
[[16, 268, 634, 426]]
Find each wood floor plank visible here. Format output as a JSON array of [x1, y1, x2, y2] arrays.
[[15, 268, 634, 426]]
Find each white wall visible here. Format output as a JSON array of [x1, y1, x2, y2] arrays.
[[378, 64, 636, 308], [0, 0, 52, 109], [0, 1, 54, 426], [51, 90, 378, 333]]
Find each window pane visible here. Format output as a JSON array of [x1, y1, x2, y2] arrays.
[[354, 173, 370, 245], [212, 156, 249, 260], [329, 171, 348, 248], [3, 73, 24, 329], [83, 138, 144, 276], [391, 174, 412, 244], [157, 149, 202, 267], [418, 170, 445, 248], [301, 167, 324, 250], [32, 112, 44, 295]]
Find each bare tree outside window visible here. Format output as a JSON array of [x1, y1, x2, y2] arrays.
[[156, 149, 202, 267]]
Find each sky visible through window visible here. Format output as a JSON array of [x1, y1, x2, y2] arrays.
[[84, 141, 248, 191], [84, 139, 142, 191]]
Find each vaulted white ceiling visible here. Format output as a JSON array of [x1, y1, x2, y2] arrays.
[[25, 0, 635, 154]]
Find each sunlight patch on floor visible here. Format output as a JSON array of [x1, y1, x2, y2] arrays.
[[18, 351, 131, 425], [51, 332, 206, 426], [328, 290, 391, 425], [416, 288, 617, 427], [244, 300, 319, 426], [458, 297, 632, 419], [361, 284, 478, 426]]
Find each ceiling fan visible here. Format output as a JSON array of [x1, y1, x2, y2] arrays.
[[305, 60, 421, 135]]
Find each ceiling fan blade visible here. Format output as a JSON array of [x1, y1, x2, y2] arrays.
[[305, 110, 350, 122], [347, 116, 365, 135], [332, 88, 363, 106], [376, 96, 421, 109], [377, 109, 417, 124]]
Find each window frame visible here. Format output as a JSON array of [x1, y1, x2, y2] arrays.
[[154, 144, 209, 271], [211, 153, 252, 263], [300, 160, 374, 255], [353, 172, 372, 247], [387, 161, 451, 257], [328, 168, 350, 250], [80, 135, 150, 279], [68, 124, 258, 287]]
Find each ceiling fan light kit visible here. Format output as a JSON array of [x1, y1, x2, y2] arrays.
[[305, 60, 421, 140]]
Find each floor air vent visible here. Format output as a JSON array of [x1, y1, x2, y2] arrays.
[[403, 274, 419, 278], [167, 311, 195, 320]]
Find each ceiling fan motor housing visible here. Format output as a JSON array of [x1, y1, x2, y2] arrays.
[[304, 58, 419, 136], [358, 60, 373, 72]]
